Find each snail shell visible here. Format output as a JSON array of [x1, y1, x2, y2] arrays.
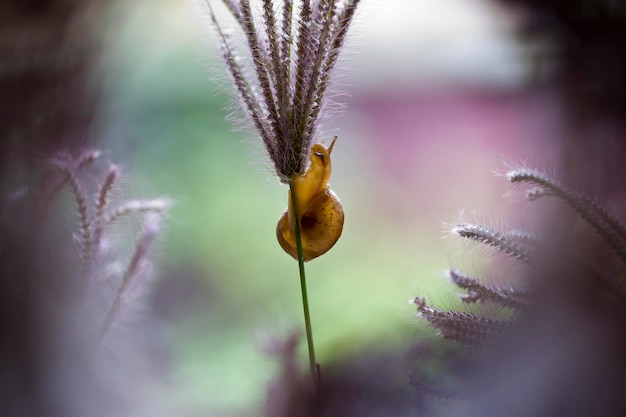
[[276, 137, 344, 261]]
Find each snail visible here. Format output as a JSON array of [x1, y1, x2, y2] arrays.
[[276, 136, 344, 261]]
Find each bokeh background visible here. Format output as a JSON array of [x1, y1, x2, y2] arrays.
[[2, 0, 572, 415], [95, 0, 558, 414]]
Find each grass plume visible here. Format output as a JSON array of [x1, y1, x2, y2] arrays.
[[413, 165, 626, 410], [39, 150, 171, 346], [508, 167, 626, 263], [207, 0, 360, 181]]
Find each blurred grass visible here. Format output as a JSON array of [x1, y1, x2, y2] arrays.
[[97, 1, 453, 413]]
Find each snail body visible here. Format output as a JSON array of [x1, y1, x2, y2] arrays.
[[276, 137, 344, 261]]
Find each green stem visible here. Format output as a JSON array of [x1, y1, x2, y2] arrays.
[[289, 182, 320, 391]]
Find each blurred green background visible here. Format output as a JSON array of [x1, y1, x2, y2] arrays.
[[94, 0, 555, 414]]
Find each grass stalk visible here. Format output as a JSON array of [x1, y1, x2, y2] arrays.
[[289, 181, 320, 391]]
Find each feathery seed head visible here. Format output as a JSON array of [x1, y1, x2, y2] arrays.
[[208, 0, 360, 181]]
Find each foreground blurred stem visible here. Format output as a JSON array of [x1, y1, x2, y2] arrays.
[[289, 181, 320, 391]]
